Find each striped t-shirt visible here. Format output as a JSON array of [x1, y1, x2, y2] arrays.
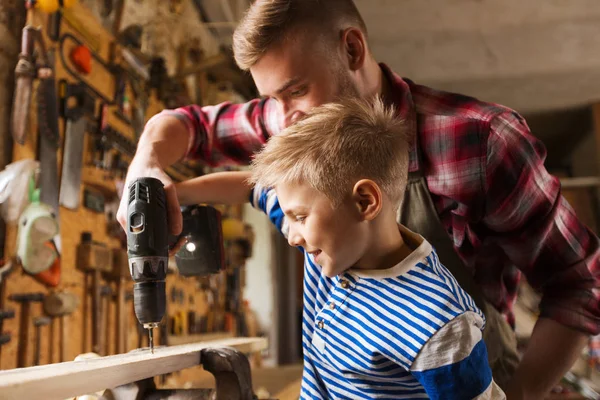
[[252, 186, 505, 399]]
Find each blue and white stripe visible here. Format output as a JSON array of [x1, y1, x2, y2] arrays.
[[251, 186, 505, 399]]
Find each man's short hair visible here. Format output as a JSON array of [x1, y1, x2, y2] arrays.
[[233, 0, 367, 70], [250, 96, 411, 209]]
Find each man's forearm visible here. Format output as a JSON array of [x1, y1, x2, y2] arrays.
[[136, 115, 189, 168], [177, 171, 253, 206], [505, 318, 588, 399]]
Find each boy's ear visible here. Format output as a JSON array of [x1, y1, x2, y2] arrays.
[[352, 179, 382, 221]]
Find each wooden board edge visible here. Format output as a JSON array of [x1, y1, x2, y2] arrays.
[[0, 337, 268, 400]]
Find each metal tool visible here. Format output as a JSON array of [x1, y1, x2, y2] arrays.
[[11, 26, 49, 145], [126, 178, 169, 353], [103, 347, 257, 400], [37, 54, 60, 213], [0, 334, 10, 346], [36, 49, 63, 266], [0, 261, 15, 363], [43, 291, 79, 362], [99, 285, 112, 355], [58, 81, 96, 210], [33, 316, 51, 366], [0, 309, 15, 362], [9, 292, 45, 368]]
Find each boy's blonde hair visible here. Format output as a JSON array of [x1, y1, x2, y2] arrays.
[[250, 97, 411, 208], [233, 0, 367, 70]]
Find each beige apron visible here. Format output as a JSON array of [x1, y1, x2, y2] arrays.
[[398, 157, 520, 389]]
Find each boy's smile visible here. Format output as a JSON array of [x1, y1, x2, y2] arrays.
[[276, 182, 369, 277]]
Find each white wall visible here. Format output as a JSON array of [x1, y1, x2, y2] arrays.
[[242, 203, 277, 366]]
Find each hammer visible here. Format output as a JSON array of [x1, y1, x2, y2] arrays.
[[0, 310, 15, 359], [0, 260, 15, 363], [9, 292, 45, 368], [33, 316, 51, 366], [43, 291, 79, 362]]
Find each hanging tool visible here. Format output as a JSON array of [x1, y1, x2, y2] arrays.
[[11, 26, 50, 145], [77, 232, 111, 354], [58, 81, 96, 210], [0, 260, 15, 364], [0, 309, 15, 365], [39, 0, 77, 40], [59, 33, 112, 102], [35, 0, 77, 14], [36, 49, 63, 288], [112, 249, 128, 354], [43, 291, 79, 362], [70, 44, 92, 75], [33, 316, 51, 366], [9, 292, 45, 368], [99, 285, 112, 355]]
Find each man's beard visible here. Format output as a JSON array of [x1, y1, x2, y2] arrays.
[[334, 68, 360, 100]]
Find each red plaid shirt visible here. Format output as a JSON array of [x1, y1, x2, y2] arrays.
[[159, 64, 600, 335]]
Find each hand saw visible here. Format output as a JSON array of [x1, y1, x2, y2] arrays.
[[58, 81, 96, 210], [11, 26, 50, 145]]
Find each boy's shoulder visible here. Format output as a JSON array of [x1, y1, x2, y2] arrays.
[[350, 230, 483, 322]]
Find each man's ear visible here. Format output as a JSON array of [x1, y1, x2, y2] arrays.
[[352, 179, 382, 221], [341, 27, 366, 71]]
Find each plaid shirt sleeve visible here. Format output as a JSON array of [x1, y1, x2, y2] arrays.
[[485, 111, 600, 334], [155, 98, 283, 166]]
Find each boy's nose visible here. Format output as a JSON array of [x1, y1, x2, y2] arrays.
[[288, 231, 303, 247]]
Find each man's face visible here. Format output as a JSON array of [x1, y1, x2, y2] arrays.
[[250, 36, 357, 128], [276, 182, 369, 277]]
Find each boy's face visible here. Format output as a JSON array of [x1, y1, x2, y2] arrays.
[[276, 182, 369, 277], [250, 36, 358, 129]]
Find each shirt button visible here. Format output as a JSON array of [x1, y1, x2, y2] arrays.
[[318, 320, 324, 329], [340, 280, 349, 289], [329, 302, 335, 310]]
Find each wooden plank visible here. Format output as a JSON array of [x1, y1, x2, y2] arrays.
[[0, 337, 267, 400], [167, 331, 234, 346]]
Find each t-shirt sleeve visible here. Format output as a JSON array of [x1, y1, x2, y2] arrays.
[[409, 311, 506, 400], [249, 183, 288, 238]]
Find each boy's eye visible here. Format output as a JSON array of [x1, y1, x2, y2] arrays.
[[290, 86, 308, 98], [296, 216, 306, 223]]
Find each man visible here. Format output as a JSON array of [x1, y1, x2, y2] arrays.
[[118, 1, 600, 398]]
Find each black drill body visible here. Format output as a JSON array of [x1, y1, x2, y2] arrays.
[[126, 178, 169, 333]]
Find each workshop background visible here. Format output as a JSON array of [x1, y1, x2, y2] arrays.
[[0, 0, 599, 399]]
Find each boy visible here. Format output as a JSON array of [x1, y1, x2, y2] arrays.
[[176, 97, 505, 399]]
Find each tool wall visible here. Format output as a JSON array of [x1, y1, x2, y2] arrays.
[[0, 2, 257, 382]]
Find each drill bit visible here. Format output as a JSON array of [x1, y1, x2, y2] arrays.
[[148, 328, 154, 354]]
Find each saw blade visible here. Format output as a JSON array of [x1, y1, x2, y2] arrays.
[[58, 117, 87, 210], [11, 75, 33, 145]]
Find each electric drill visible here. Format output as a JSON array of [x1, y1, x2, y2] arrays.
[[126, 177, 168, 353]]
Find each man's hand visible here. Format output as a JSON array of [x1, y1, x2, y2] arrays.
[[503, 318, 588, 400], [117, 114, 190, 236], [117, 153, 183, 237]]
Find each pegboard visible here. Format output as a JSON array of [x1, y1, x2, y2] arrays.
[[0, 3, 250, 381]]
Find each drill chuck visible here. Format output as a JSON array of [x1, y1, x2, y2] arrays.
[[126, 177, 169, 327]]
